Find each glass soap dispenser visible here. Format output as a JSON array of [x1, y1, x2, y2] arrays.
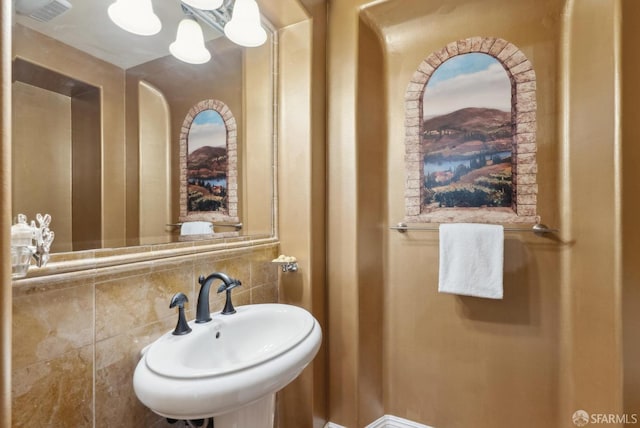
[[10, 213, 55, 279], [11, 214, 35, 279]]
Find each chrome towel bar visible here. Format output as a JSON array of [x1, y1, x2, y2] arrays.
[[390, 222, 558, 235]]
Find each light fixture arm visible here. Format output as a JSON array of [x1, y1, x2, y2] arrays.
[[180, 0, 234, 34]]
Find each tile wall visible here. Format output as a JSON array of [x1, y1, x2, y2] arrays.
[[11, 243, 279, 427]]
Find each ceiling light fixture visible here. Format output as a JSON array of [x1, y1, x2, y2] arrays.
[[223, 0, 266, 48], [107, 0, 162, 36], [107, 0, 267, 65], [169, 16, 212, 64]]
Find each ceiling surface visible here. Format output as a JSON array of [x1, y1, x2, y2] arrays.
[[14, 0, 223, 69]]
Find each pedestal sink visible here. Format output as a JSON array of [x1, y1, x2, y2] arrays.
[[133, 303, 322, 427]]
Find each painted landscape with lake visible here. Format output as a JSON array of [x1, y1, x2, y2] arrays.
[[422, 107, 512, 208], [186, 109, 228, 213], [422, 52, 513, 210]]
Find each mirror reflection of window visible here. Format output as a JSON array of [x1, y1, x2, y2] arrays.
[[187, 109, 229, 214]]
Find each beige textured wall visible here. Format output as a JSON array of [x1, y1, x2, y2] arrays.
[[355, 17, 385, 425], [12, 82, 72, 251], [243, 35, 275, 236], [275, 0, 328, 425], [328, 0, 628, 427], [12, 24, 126, 248], [381, 1, 562, 426], [622, 0, 640, 416], [278, 19, 312, 312], [13, 69, 102, 252], [560, 0, 623, 422], [138, 81, 172, 245], [1, 1, 11, 425], [71, 86, 102, 251], [327, 0, 362, 423], [278, 20, 316, 427]]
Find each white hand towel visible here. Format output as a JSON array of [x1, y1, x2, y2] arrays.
[[180, 221, 214, 236], [438, 223, 504, 299]]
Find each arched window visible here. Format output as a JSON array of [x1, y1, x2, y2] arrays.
[[179, 99, 239, 223], [404, 37, 538, 224]]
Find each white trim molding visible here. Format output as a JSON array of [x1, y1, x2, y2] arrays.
[[325, 415, 434, 428]]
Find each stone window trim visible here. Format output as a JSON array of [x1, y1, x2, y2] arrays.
[[179, 99, 240, 224], [404, 36, 539, 224]]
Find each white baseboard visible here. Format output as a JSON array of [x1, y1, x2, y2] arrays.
[[367, 415, 433, 428], [325, 414, 434, 428]]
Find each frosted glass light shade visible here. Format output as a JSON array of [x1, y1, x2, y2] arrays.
[[181, 0, 223, 10], [107, 0, 161, 36], [224, 0, 267, 47], [169, 18, 211, 64]]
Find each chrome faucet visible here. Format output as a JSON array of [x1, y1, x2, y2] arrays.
[[195, 272, 242, 323]]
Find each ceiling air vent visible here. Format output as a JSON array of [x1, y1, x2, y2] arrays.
[[15, 0, 72, 23]]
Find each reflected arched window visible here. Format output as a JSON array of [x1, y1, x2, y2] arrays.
[[179, 99, 239, 223]]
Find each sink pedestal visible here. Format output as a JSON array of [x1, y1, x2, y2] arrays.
[[213, 394, 275, 428]]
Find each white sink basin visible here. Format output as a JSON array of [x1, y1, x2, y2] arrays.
[[133, 303, 322, 420]]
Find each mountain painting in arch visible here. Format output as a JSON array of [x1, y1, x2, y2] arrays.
[[422, 52, 513, 210], [186, 109, 229, 214]]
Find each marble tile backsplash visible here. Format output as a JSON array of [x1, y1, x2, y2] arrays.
[[11, 243, 279, 427]]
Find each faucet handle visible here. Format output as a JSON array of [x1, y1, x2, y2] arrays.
[[169, 292, 192, 335], [216, 278, 242, 293], [169, 291, 189, 308], [217, 278, 241, 315]]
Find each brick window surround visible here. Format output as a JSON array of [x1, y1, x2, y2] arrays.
[[404, 37, 539, 224], [179, 99, 239, 223]]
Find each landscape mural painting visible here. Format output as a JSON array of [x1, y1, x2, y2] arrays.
[[187, 109, 228, 214], [422, 52, 513, 210]]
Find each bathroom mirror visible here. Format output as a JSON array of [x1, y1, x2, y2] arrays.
[[11, 0, 276, 253]]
